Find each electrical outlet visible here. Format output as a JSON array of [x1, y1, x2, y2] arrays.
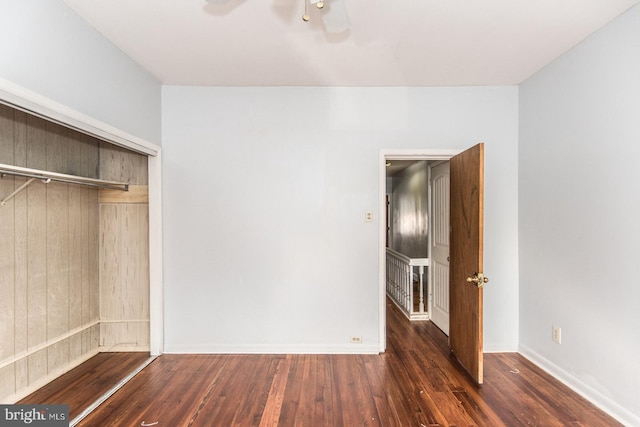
[[365, 211, 373, 222], [350, 336, 362, 344], [552, 326, 561, 344]]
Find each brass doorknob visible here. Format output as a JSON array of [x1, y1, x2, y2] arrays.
[[466, 272, 489, 288]]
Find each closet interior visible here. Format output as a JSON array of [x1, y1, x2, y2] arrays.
[[0, 103, 150, 403]]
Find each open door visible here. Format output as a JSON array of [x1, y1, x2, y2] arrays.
[[449, 143, 487, 384]]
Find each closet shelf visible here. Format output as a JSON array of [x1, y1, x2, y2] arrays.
[[0, 163, 129, 206]]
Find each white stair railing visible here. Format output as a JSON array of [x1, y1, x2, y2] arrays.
[[386, 248, 429, 321]]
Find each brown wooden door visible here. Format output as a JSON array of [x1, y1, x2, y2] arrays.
[[449, 143, 485, 384]]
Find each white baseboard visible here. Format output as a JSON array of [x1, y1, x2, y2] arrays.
[[519, 344, 639, 427], [164, 343, 381, 355], [484, 342, 519, 353]]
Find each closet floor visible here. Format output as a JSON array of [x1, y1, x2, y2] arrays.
[[18, 352, 150, 420]]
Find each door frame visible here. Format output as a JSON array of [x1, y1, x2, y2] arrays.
[[378, 149, 461, 351]]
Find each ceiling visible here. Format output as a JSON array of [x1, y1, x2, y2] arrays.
[[386, 160, 422, 177], [62, 0, 639, 87]]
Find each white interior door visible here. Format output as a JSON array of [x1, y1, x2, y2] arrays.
[[429, 161, 450, 335]]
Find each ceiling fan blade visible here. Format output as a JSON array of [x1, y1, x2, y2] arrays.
[[322, 0, 350, 33]]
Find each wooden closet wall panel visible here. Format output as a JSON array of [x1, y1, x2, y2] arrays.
[[13, 110, 28, 363], [27, 350, 47, 387], [26, 183, 47, 349], [87, 141, 101, 355], [46, 124, 71, 376], [100, 142, 148, 184], [100, 204, 120, 316], [11, 111, 29, 401], [98, 214, 150, 349], [0, 105, 101, 402], [68, 187, 83, 363], [0, 367, 15, 405], [22, 115, 48, 394], [0, 106, 15, 398], [81, 190, 98, 354], [25, 116, 47, 170], [89, 190, 100, 325], [99, 200, 150, 349], [98, 142, 149, 351], [69, 187, 83, 332], [0, 105, 16, 370]]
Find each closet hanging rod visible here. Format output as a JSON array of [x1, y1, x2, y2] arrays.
[[0, 163, 129, 206]]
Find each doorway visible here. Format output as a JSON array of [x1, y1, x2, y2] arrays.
[[380, 145, 487, 384], [378, 149, 460, 351]]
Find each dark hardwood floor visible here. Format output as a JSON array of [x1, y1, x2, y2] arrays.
[[21, 299, 621, 426], [18, 352, 150, 420]]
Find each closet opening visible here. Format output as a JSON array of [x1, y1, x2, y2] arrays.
[[0, 95, 161, 422]]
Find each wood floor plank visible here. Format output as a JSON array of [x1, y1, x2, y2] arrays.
[[228, 355, 276, 426], [18, 298, 623, 426], [259, 356, 290, 427], [484, 353, 568, 426], [315, 355, 335, 425], [289, 354, 319, 426], [360, 354, 402, 425], [18, 352, 149, 419]]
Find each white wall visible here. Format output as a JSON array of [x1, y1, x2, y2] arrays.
[[388, 161, 429, 258], [162, 86, 519, 353], [519, 4, 640, 425], [0, 0, 161, 144]]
